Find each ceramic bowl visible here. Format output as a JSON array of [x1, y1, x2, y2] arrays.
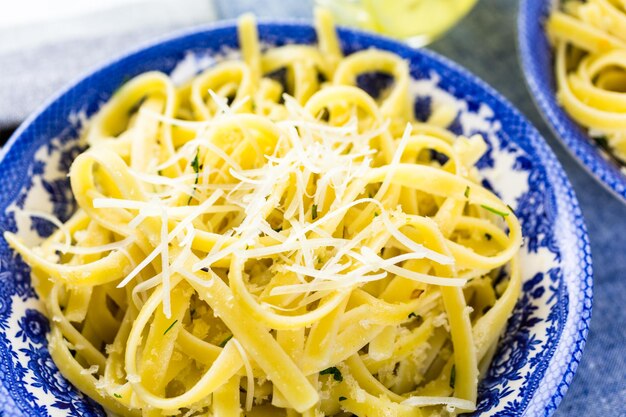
[[0, 20, 592, 417], [518, 0, 626, 203]]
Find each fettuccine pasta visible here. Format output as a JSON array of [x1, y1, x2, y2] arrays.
[[547, 0, 626, 163], [4, 10, 522, 417]]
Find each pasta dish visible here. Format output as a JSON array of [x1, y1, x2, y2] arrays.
[[4, 10, 522, 417], [548, 0, 626, 163]]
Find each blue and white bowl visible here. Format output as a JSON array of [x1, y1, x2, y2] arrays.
[[0, 21, 592, 417], [518, 0, 626, 203]]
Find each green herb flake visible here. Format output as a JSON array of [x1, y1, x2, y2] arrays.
[[312, 204, 318, 220], [485, 233, 492, 241], [163, 320, 178, 336], [219, 335, 233, 348], [480, 204, 509, 218], [157, 169, 163, 176], [464, 186, 470, 198], [187, 148, 201, 204], [374, 212, 379, 217], [320, 366, 343, 382], [449, 365, 456, 389], [113, 393, 122, 399], [408, 312, 417, 319], [191, 149, 201, 174], [338, 396, 347, 401]]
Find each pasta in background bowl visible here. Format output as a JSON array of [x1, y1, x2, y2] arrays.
[[0, 14, 591, 417], [518, 0, 626, 203]]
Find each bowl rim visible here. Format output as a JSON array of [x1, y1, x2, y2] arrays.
[[517, 0, 626, 205], [0, 18, 593, 417]]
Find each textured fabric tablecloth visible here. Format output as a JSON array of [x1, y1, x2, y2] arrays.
[[1, 0, 625, 415]]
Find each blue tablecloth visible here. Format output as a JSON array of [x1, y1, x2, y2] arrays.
[[1, 0, 625, 414]]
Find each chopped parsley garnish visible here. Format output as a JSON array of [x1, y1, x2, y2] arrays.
[[157, 169, 163, 176], [485, 233, 492, 241], [374, 211, 379, 217], [191, 149, 201, 177], [339, 396, 347, 401], [464, 186, 470, 198], [219, 335, 233, 348], [188, 148, 201, 204], [480, 204, 509, 218], [312, 204, 318, 220], [163, 320, 178, 335], [113, 393, 122, 398], [449, 365, 456, 389], [320, 366, 343, 382]]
